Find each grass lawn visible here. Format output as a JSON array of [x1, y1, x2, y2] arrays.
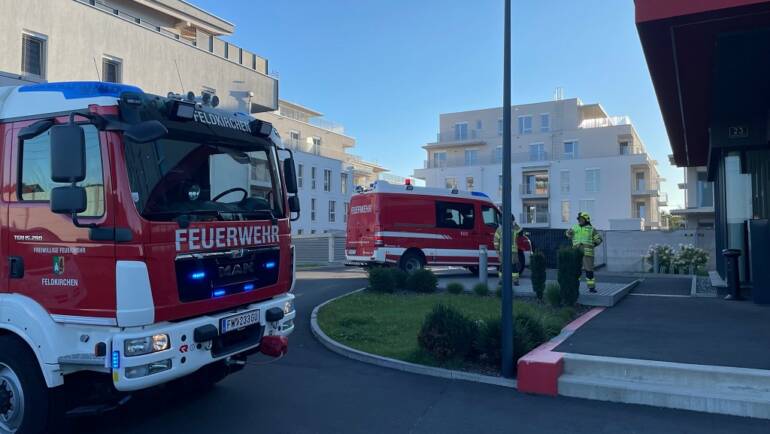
[[317, 291, 578, 372]]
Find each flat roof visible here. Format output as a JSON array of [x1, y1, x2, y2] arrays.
[[635, 0, 770, 167]]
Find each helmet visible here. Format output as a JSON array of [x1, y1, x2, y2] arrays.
[[577, 211, 591, 221]]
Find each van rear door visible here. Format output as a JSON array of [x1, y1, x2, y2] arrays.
[[346, 194, 377, 259]]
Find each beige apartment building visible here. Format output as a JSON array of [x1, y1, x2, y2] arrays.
[[670, 157, 715, 229], [255, 100, 388, 234], [413, 98, 666, 230], [0, 0, 277, 113]]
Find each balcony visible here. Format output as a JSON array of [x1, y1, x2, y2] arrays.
[[579, 116, 632, 129], [520, 177, 549, 199], [520, 211, 550, 227], [658, 192, 669, 206], [75, 0, 269, 75], [421, 151, 552, 169]]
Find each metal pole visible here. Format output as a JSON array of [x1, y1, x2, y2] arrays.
[[501, 0, 514, 379], [479, 245, 488, 287]]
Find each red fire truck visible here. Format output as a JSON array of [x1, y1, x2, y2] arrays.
[[345, 181, 531, 273], [0, 81, 299, 432]]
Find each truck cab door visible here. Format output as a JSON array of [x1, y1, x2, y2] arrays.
[[7, 119, 117, 320], [481, 205, 501, 265]]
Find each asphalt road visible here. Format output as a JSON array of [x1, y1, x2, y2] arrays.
[[71, 268, 765, 434]]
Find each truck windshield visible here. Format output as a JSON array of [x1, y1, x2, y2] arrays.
[[124, 137, 284, 222]]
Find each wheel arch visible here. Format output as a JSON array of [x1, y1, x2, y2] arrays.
[[400, 247, 426, 266]]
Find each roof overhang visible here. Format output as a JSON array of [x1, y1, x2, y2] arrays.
[[635, 0, 770, 167], [138, 0, 235, 35]]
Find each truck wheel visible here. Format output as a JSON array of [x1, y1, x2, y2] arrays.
[[399, 251, 424, 274], [0, 336, 63, 434]]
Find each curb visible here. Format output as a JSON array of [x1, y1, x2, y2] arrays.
[[310, 289, 517, 389]]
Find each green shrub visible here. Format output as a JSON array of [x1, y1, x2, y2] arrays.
[[407, 269, 438, 293], [544, 282, 561, 308], [447, 282, 465, 295], [542, 315, 565, 339], [558, 247, 583, 306], [530, 251, 547, 300], [417, 304, 478, 361], [367, 267, 395, 293], [390, 268, 408, 289], [475, 308, 547, 366], [473, 282, 490, 297]]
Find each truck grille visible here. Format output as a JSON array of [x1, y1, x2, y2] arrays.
[[175, 247, 280, 302]]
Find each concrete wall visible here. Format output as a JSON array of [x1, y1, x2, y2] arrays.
[[0, 0, 277, 112], [604, 229, 717, 273]]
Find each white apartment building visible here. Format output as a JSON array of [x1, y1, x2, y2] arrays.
[[413, 98, 666, 230], [255, 100, 388, 235], [0, 0, 277, 113], [670, 159, 715, 229]]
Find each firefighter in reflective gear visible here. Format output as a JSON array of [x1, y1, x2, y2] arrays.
[[566, 212, 603, 293], [494, 215, 522, 286]]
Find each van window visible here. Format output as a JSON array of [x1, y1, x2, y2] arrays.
[[436, 201, 474, 230], [482, 205, 500, 228]]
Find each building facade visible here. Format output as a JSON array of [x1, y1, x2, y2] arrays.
[[254, 100, 388, 235], [413, 98, 666, 230], [670, 160, 715, 229], [0, 0, 277, 113]]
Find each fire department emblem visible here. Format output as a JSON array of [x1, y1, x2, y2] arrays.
[[52, 256, 64, 275]]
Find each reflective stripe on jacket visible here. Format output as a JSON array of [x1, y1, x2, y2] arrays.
[[566, 224, 602, 257]]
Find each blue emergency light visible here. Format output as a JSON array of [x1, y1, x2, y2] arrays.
[[212, 289, 227, 298], [19, 81, 144, 100]]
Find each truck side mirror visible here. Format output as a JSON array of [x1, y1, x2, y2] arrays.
[[50, 123, 86, 183], [288, 195, 300, 213], [50, 186, 87, 215], [284, 158, 298, 194]]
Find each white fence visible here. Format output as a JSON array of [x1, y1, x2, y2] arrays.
[[603, 229, 716, 273], [292, 232, 346, 264]]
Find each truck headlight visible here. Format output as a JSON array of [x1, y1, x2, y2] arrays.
[[124, 334, 170, 357], [283, 300, 294, 315]]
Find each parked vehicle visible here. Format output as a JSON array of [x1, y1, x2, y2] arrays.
[[0, 81, 300, 432], [345, 181, 531, 273]]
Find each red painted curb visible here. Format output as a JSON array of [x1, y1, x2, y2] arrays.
[[517, 307, 604, 396]]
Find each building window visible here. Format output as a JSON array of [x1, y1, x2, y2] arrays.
[[208, 35, 214, 52], [635, 172, 646, 192], [435, 201, 475, 229], [311, 137, 321, 155], [445, 177, 457, 189], [561, 201, 570, 223], [497, 119, 504, 136], [696, 171, 714, 208], [224, 42, 230, 58], [564, 141, 578, 159], [529, 143, 546, 161], [341, 173, 348, 194], [560, 170, 570, 193], [454, 122, 468, 141], [635, 201, 647, 219], [239, 47, 243, 64], [495, 146, 502, 163], [344, 202, 349, 223], [466, 177, 474, 191], [585, 169, 600, 193], [21, 32, 46, 79], [619, 141, 630, 155], [323, 169, 332, 192], [20, 124, 105, 216], [518, 116, 532, 135], [297, 229, 303, 235], [540, 113, 550, 132], [579, 199, 595, 217], [476, 120, 483, 131], [433, 152, 447, 168], [328, 200, 336, 222], [523, 201, 549, 224], [102, 56, 122, 83], [498, 174, 503, 191], [252, 54, 257, 70], [464, 149, 478, 166], [311, 198, 317, 221], [524, 173, 549, 195], [297, 164, 304, 188], [289, 130, 300, 148], [311, 167, 317, 190]]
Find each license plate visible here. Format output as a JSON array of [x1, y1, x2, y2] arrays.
[[220, 309, 260, 334]]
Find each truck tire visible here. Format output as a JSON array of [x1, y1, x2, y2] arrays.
[[0, 336, 63, 434], [399, 251, 424, 274]]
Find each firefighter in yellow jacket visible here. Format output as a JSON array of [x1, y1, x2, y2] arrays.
[[494, 215, 521, 286], [566, 212, 603, 293]]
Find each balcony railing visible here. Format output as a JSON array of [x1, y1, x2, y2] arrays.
[[75, 0, 269, 75], [520, 183, 549, 197], [632, 180, 660, 196], [579, 116, 631, 129], [658, 192, 669, 206], [520, 212, 550, 226], [422, 151, 552, 169]]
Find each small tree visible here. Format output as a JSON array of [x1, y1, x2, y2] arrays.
[[530, 251, 547, 300], [417, 304, 477, 361], [558, 247, 582, 306]]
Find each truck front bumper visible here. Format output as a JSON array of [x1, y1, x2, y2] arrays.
[[110, 293, 295, 391]]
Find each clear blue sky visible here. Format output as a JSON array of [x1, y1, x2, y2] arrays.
[[194, 0, 683, 209]]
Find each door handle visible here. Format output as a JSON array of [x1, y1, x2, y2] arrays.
[[9, 256, 24, 279]]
